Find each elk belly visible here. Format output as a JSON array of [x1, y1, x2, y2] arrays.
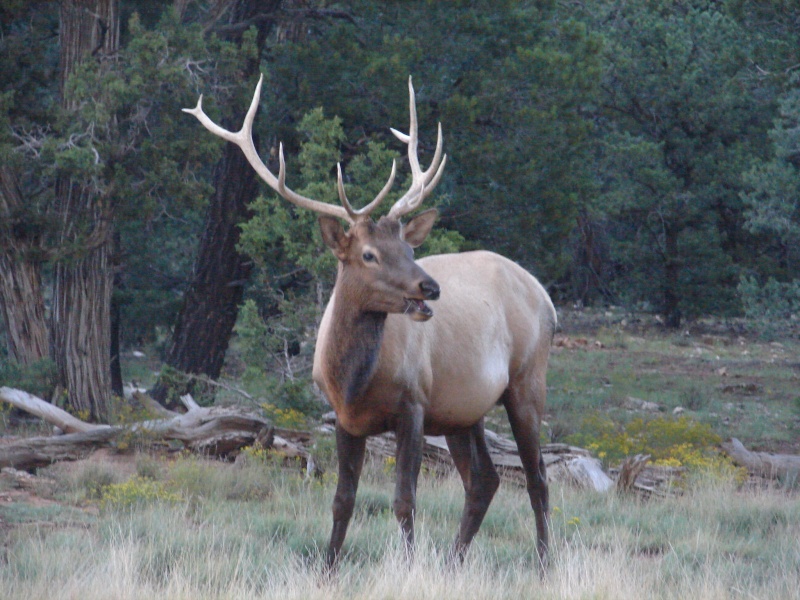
[[428, 347, 510, 429]]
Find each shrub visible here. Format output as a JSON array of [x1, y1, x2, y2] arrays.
[[99, 476, 182, 510], [566, 413, 733, 474], [738, 275, 800, 338], [76, 463, 121, 500], [261, 401, 308, 429]]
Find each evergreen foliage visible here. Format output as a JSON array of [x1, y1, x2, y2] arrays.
[[2, 0, 800, 415]]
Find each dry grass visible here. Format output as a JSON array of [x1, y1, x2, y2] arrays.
[[2, 453, 798, 600]]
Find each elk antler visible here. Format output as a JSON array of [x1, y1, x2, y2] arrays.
[[387, 77, 447, 220], [183, 74, 445, 224]]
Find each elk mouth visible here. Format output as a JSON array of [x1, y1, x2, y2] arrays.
[[404, 297, 434, 322]]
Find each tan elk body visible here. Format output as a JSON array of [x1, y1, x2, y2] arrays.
[[314, 249, 555, 438], [185, 76, 557, 570]]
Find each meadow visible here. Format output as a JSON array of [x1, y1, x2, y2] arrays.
[[2, 313, 800, 599], [1, 449, 799, 600]]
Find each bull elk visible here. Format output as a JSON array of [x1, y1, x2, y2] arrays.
[[184, 76, 557, 569]]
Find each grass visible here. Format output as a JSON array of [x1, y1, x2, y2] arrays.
[[1, 453, 799, 599], [534, 315, 800, 453], [4, 312, 800, 597]]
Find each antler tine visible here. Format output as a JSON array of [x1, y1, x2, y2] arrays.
[[337, 160, 398, 222], [336, 163, 357, 219], [183, 74, 353, 224], [387, 76, 447, 220]]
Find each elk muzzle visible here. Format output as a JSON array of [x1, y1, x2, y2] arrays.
[[405, 276, 440, 322]]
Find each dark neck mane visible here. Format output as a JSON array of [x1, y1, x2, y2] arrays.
[[325, 286, 386, 405]]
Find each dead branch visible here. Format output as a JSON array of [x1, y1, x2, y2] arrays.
[[0, 387, 278, 470], [616, 454, 651, 493], [722, 438, 800, 481], [1, 386, 97, 433]]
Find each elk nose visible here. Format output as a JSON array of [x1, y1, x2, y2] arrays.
[[420, 278, 440, 301]]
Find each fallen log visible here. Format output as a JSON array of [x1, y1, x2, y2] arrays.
[[0, 387, 96, 433], [2, 387, 616, 493], [0, 427, 121, 470], [349, 426, 614, 493], [0, 387, 281, 470], [722, 438, 800, 482]]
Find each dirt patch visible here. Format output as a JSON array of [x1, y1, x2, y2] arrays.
[[0, 487, 61, 509], [0, 448, 138, 539], [52, 447, 140, 480]]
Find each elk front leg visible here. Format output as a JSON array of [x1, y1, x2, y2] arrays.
[[326, 424, 367, 571], [393, 400, 425, 557]]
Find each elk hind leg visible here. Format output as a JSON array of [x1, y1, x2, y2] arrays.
[[503, 379, 549, 568], [446, 419, 500, 563]]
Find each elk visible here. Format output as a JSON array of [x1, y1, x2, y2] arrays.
[[184, 76, 557, 570]]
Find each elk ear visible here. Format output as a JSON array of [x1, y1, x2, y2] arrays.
[[402, 208, 438, 248], [319, 216, 350, 260]]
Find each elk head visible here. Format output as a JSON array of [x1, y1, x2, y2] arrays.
[[183, 75, 447, 320], [319, 210, 440, 321]]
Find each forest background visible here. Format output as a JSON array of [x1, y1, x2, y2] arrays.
[[1, 0, 799, 422]]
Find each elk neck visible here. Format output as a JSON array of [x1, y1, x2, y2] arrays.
[[323, 266, 387, 406]]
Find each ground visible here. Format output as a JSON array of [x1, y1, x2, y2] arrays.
[[1, 309, 799, 564]]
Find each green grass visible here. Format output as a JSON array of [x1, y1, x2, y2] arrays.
[[1, 453, 799, 599], [537, 320, 800, 453]]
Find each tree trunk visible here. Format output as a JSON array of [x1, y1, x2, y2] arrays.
[[0, 256, 49, 367], [51, 228, 114, 421], [2, 387, 617, 494], [0, 387, 276, 471], [151, 0, 278, 407], [110, 231, 124, 398], [662, 223, 682, 329], [151, 145, 259, 407], [572, 211, 606, 305], [58, 0, 119, 100], [0, 166, 50, 367], [52, 0, 120, 421]]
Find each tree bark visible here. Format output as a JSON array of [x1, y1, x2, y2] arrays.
[[0, 252, 49, 367], [52, 0, 120, 421], [51, 231, 114, 420], [58, 0, 119, 101], [110, 230, 124, 398], [0, 167, 50, 367]]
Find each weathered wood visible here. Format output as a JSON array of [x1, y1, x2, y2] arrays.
[[0, 387, 275, 470], [354, 426, 614, 493], [1, 386, 97, 433], [722, 438, 800, 481], [0, 428, 122, 470], [1, 466, 56, 490], [616, 454, 651, 493], [2, 388, 624, 494], [123, 405, 272, 455], [549, 455, 615, 492], [132, 391, 180, 418]]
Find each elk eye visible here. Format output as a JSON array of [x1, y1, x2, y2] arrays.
[[362, 251, 377, 263]]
